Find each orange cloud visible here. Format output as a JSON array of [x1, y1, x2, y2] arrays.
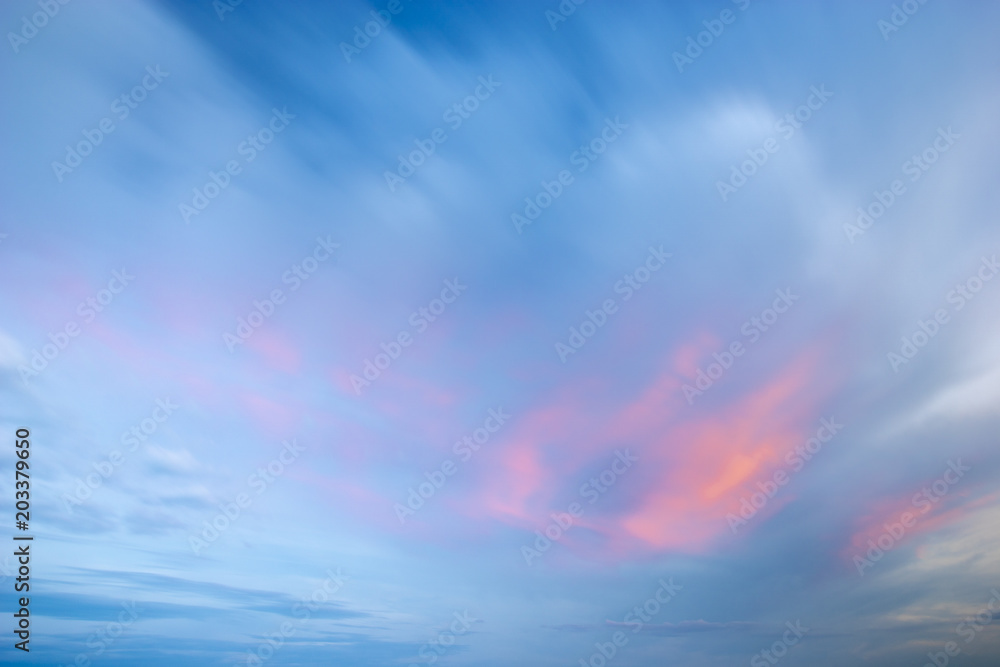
[[459, 341, 828, 558]]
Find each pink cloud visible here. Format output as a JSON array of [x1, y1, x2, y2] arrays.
[[449, 340, 830, 558]]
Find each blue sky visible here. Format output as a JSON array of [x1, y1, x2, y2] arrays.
[[2, 0, 1000, 665]]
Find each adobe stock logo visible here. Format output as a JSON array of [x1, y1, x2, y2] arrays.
[[853, 459, 969, 576], [7, 0, 72, 54], [921, 588, 1000, 667], [408, 610, 478, 666], [886, 253, 997, 373], [511, 117, 628, 234], [384, 75, 501, 192], [844, 126, 959, 243], [245, 568, 349, 666], [52, 66, 169, 182], [178, 107, 295, 223], [394, 407, 511, 524], [224, 236, 339, 351], [544, 0, 586, 31], [189, 439, 305, 555], [726, 417, 844, 533], [19, 268, 134, 384], [62, 398, 179, 513], [58, 600, 140, 666], [555, 245, 670, 363], [577, 578, 683, 666], [520, 449, 637, 566], [750, 621, 809, 667], [715, 85, 833, 202], [877, 0, 931, 40], [350, 278, 467, 394], [340, 0, 412, 63], [682, 288, 799, 404], [213, 0, 243, 21], [672, 0, 751, 73]]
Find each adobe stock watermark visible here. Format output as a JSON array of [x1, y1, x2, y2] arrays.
[[62, 398, 179, 513], [511, 117, 628, 234], [877, 0, 931, 41], [179, 107, 295, 223], [578, 578, 682, 667], [56, 601, 140, 667], [921, 588, 1000, 667], [545, 0, 586, 31], [350, 278, 467, 394], [340, 0, 412, 63], [384, 75, 501, 192], [224, 236, 339, 351], [7, 0, 72, 54], [750, 621, 809, 667], [521, 449, 638, 566], [853, 459, 969, 576], [682, 288, 799, 404], [672, 0, 751, 73], [52, 66, 169, 182], [844, 126, 959, 243], [886, 253, 997, 372], [409, 611, 478, 666], [188, 439, 305, 555], [716, 85, 833, 202], [555, 245, 671, 363], [18, 268, 134, 384], [213, 0, 243, 21], [726, 417, 844, 533], [245, 567, 349, 666], [394, 407, 511, 524]]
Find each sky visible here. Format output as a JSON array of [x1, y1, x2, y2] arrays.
[[1, 0, 1000, 665]]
